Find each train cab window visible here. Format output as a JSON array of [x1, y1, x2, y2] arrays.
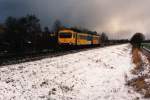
[[59, 32, 72, 38]]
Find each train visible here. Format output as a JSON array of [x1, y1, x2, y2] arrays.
[[58, 29, 101, 46]]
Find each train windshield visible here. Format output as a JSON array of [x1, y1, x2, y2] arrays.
[[59, 32, 72, 38]]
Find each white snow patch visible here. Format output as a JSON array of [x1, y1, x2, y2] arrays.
[[0, 44, 145, 100]]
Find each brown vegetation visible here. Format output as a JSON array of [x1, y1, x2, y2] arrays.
[[132, 48, 142, 71], [127, 47, 150, 98], [127, 76, 150, 98]]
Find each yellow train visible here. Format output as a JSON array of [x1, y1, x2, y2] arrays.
[[58, 29, 101, 46]]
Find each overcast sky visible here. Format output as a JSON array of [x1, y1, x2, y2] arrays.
[[0, 0, 150, 39]]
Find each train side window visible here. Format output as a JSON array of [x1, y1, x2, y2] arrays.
[[78, 34, 90, 40], [87, 36, 92, 40], [80, 35, 86, 39]]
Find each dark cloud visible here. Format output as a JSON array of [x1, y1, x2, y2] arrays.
[[0, 0, 150, 39], [0, 1, 29, 17]]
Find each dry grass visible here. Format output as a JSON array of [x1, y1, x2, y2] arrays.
[[132, 48, 142, 70], [127, 76, 150, 98], [127, 47, 150, 98]]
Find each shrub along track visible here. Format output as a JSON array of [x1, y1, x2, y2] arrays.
[[127, 46, 150, 98]]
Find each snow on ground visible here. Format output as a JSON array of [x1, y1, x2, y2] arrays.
[[0, 44, 144, 100], [140, 53, 150, 78]]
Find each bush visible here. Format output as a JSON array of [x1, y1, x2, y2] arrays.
[[130, 33, 145, 48]]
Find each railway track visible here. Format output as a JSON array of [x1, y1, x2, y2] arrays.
[[0, 46, 101, 66], [0, 44, 125, 66], [142, 47, 150, 62]]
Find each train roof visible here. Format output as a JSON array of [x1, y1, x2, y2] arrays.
[[59, 29, 74, 32], [59, 28, 100, 36]]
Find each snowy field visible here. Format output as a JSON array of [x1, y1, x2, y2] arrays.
[[0, 44, 145, 100]]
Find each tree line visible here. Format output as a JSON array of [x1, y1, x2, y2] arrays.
[[0, 15, 145, 54], [0, 15, 109, 55], [0, 14, 143, 56], [0, 15, 61, 54]]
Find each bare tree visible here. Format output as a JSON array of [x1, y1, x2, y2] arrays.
[[101, 32, 109, 45], [52, 20, 62, 33], [4, 15, 42, 52], [52, 20, 62, 47]]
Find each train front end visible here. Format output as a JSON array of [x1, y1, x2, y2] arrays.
[[58, 30, 76, 46]]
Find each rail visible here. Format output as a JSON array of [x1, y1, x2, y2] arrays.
[[142, 46, 150, 62], [142, 46, 150, 53]]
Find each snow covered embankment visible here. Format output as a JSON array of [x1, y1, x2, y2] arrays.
[[0, 44, 143, 100]]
